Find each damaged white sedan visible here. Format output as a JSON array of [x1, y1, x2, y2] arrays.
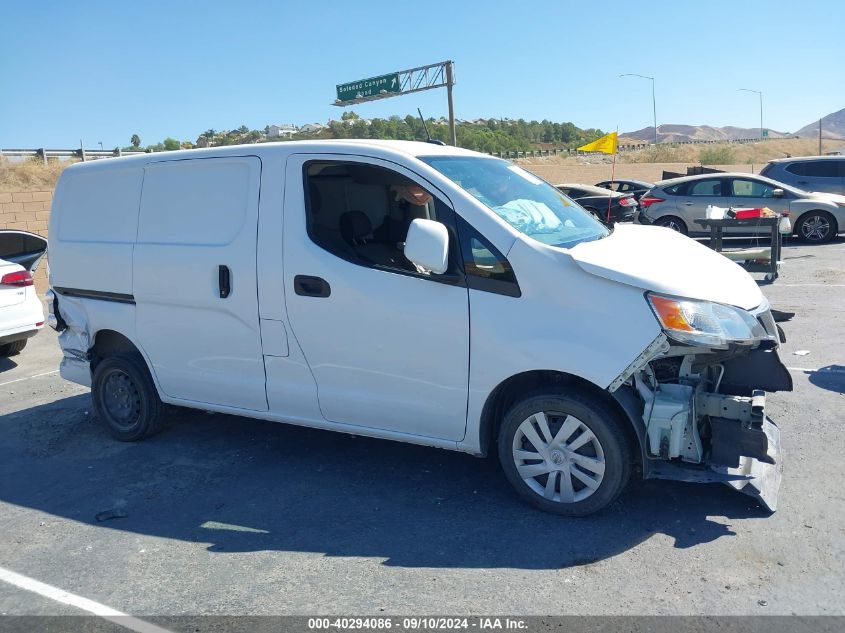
[[47, 141, 791, 516]]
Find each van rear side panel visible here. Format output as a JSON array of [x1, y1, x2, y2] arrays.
[[133, 156, 268, 411], [49, 166, 143, 295]]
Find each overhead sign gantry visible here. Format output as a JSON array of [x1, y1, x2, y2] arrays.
[[333, 60, 457, 146]]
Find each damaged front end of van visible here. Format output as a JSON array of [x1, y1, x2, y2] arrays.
[[608, 293, 791, 511]]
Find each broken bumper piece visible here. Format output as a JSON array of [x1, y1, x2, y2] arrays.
[[645, 416, 783, 512], [715, 417, 782, 512]]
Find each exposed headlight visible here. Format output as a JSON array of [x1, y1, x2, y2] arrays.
[[647, 293, 767, 348]]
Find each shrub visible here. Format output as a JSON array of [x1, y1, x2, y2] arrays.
[[699, 146, 735, 165]]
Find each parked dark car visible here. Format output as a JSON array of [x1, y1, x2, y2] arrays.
[[555, 183, 638, 223], [594, 179, 654, 202]]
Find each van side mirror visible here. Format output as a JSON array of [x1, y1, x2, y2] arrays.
[[403, 219, 449, 274], [772, 188, 784, 197]]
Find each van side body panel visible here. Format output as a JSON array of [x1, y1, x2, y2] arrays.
[[255, 154, 323, 422], [458, 237, 662, 454], [49, 165, 143, 295], [133, 156, 267, 411]]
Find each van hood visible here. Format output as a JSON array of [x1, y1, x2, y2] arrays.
[[569, 224, 764, 310]]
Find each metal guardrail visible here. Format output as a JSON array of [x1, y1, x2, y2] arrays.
[[0, 148, 146, 165], [488, 136, 791, 160]]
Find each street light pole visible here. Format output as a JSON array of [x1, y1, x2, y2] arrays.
[[620, 73, 657, 145], [738, 88, 763, 140]]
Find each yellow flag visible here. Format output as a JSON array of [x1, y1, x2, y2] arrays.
[[577, 132, 618, 154]]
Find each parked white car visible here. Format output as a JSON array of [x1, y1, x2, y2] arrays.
[[48, 141, 791, 515], [0, 230, 47, 357]]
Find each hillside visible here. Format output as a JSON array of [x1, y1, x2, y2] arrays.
[[624, 124, 787, 143], [794, 107, 845, 140]]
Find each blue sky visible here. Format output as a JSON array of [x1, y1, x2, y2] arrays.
[[1, 0, 842, 148]]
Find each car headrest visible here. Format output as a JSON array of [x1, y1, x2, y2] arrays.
[[340, 211, 372, 244]]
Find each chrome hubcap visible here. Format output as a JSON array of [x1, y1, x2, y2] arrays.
[[802, 215, 830, 241], [512, 412, 605, 504]]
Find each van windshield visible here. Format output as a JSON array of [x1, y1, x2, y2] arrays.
[[420, 156, 610, 248]]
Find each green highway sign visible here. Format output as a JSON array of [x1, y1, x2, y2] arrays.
[[762, 128, 769, 137], [336, 73, 401, 103]]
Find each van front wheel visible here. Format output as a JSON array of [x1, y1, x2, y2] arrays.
[[91, 354, 165, 441], [498, 390, 632, 516]]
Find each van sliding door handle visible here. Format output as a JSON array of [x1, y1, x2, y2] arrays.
[[218, 265, 231, 298], [294, 275, 331, 298]]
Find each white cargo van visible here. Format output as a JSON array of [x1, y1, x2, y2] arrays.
[[48, 141, 792, 515]]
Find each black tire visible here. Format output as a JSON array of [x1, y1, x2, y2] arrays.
[[498, 389, 633, 516], [91, 353, 165, 441], [795, 210, 837, 243], [654, 216, 688, 235], [583, 207, 611, 225], [0, 339, 27, 357]]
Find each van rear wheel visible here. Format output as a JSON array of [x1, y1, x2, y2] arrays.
[[92, 353, 165, 441], [498, 390, 632, 516]]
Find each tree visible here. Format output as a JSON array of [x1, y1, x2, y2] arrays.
[[130, 134, 141, 148], [341, 110, 360, 121], [163, 137, 180, 151]]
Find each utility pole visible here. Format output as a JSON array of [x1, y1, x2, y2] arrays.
[[620, 74, 657, 145], [738, 88, 763, 140], [819, 118, 823, 155]]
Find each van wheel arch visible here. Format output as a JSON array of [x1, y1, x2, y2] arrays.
[[478, 370, 640, 464], [89, 330, 146, 373]]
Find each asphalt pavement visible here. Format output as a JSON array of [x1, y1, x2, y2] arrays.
[[0, 236, 843, 619]]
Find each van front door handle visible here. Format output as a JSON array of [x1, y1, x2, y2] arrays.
[[218, 265, 231, 298], [294, 275, 331, 298]]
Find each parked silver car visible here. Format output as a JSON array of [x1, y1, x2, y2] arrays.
[[637, 172, 845, 243], [760, 156, 845, 195]]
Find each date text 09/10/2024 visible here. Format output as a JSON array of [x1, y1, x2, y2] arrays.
[[307, 618, 528, 630]]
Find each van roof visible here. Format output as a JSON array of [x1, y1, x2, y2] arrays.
[[61, 139, 483, 174]]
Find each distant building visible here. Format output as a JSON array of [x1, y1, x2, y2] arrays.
[[267, 124, 298, 138], [300, 123, 327, 133]]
